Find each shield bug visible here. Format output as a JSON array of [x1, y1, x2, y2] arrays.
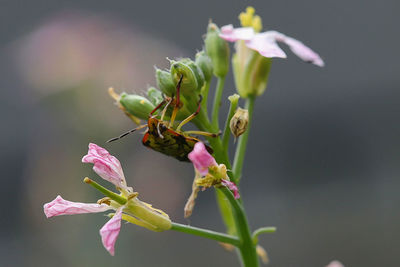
[[108, 75, 218, 162]]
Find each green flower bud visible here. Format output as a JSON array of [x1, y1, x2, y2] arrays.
[[119, 93, 155, 120], [155, 68, 175, 97], [180, 58, 205, 91], [234, 50, 271, 98], [204, 22, 230, 78], [170, 60, 199, 95], [147, 87, 163, 106], [195, 51, 213, 83]]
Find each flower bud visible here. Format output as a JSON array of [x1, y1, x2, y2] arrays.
[[184, 59, 205, 91], [195, 51, 213, 83], [155, 68, 175, 97], [230, 107, 249, 138], [234, 51, 272, 97], [119, 93, 155, 120], [170, 60, 199, 95], [205, 22, 230, 78], [147, 86, 163, 106]]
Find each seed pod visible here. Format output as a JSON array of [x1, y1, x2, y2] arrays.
[[230, 107, 249, 138], [195, 51, 213, 83], [119, 93, 155, 120], [205, 22, 230, 78], [147, 87, 163, 106], [155, 68, 175, 97]]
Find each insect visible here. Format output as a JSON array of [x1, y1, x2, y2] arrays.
[[108, 75, 218, 162]]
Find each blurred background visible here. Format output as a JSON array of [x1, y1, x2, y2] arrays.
[[1, 0, 399, 266]]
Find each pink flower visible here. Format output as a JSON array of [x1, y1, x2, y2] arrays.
[[188, 142, 217, 176], [44, 195, 112, 218], [188, 142, 240, 199], [82, 143, 126, 188], [220, 24, 324, 67], [100, 208, 123, 256], [45, 143, 171, 256]]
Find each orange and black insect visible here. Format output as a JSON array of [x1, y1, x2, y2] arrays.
[[108, 75, 218, 162]]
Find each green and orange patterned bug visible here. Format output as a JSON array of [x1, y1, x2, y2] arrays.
[[108, 75, 217, 161]]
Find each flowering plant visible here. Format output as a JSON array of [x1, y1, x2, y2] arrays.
[[43, 7, 343, 267]]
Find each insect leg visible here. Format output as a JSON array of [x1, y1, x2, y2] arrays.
[[169, 74, 184, 127], [107, 124, 148, 143], [184, 130, 221, 138], [150, 99, 167, 116], [176, 94, 203, 132]]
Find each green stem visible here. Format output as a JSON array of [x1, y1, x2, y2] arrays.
[[252, 227, 277, 244], [211, 77, 226, 129], [222, 94, 239, 149], [170, 222, 241, 246], [201, 80, 211, 114], [232, 96, 255, 183], [218, 187, 259, 267]]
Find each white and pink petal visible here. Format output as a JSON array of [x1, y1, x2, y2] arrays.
[[100, 208, 123, 256], [43, 195, 112, 218], [221, 179, 240, 199], [220, 25, 255, 42], [82, 143, 126, 188]]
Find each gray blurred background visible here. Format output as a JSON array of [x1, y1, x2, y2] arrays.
[[1, 0, 399, 266]]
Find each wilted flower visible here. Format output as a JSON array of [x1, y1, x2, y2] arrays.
[[188, 142, 240, 199], [44, 143, 171, 256]]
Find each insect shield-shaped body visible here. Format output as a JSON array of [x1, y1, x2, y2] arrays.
[[142, 117, 213, 162]]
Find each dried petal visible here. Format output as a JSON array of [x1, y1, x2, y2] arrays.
[[43, 195, 111, 218], [188, 142, 217, 176], [100, 208, 123, 256], [221, 179, 240, 199], [82, 143, 126, 188]]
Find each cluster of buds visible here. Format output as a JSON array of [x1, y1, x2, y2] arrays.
[[109, 51, 214, 125]]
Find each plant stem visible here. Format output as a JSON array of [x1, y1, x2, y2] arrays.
[[211, 77, 226, 129], [252, 227, 277, 244], [218, 187, 259, 267], [232, 96, 255, 183], [170, 222, 241, 246], [222, 94, 239, 150]]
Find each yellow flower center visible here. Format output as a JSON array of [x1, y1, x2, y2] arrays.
[[239, 6, 262, 32]]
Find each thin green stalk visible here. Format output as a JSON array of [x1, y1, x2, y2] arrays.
[[170, 222, 241, 246], [222, 95, 239, 149], [218, 187, 259, 267], [232, 96, 255, 183], [252, 227, 277, 244], [211, 77, 226, 129], [201, 80, 211, 114]]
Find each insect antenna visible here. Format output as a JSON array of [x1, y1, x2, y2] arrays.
[[107, 124, 147, 143], [169, 74, 184, 127]]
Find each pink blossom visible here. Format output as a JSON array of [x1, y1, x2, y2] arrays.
[[221, 179, 240, 199], [326, 261, 344, 267], [100, 208, 123, 256], [188, 142, 217, 176], [43, 195, 112, 218], [220, 24, 324, 67], [82, 143, 126, 188]]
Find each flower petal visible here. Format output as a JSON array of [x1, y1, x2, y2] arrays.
[[220, 24, 255, 42], [100, 208, 123, 256], [43, 195, 112, 218], [221, 179, 240, 199], [245, 31, 287, 58], [325, 261, 344, 267], [266, 31, 324, 66], [82, 143, 126, 188], [188, 142, 217, 176]]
